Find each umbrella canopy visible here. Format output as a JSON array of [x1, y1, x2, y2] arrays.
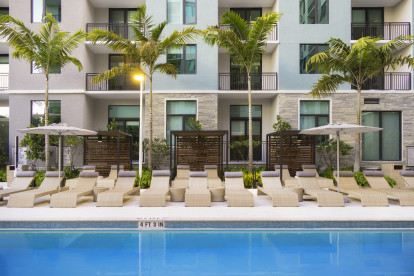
[[299, 122, 383, 192], [18, 123, 97, 191]]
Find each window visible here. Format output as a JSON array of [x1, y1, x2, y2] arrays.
[[300, 44, 328, 74], [0, 8, 9, 16], [300, 0, 329, 24], [31, 100, 61, 126], [300, 101, 329, 143], [109, 9, 137, 39], [32, 0, 61, 23], [352, 8, 384, 39], [0, 107, 9, 159], [362, 111, 401, 161], [167, 0, 196, 24], [108, 105, 140, 160], [32, 62, 61, 74], [230, 8, 261, 22], [167, 45, 196, 74], [166, 101, 197, 144], [230, 105, 262, 161]]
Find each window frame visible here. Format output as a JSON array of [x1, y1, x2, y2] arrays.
[[299, 44, 328, 74], [30, 100, 61, 126], [166, 100, 197, 144], [167, 44, 197, 74], [362, 110, 402, 161], [167, 0, 197, 25], [229, 105, 262, 161], [300, 0, 329, 24], [31, 0, 62, 23]]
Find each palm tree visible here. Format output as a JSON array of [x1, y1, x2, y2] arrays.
[[89, 5, 198, 169], [0, 14, 86, 170], [203, 11, 281, 173], [306, 36, 414, 171]]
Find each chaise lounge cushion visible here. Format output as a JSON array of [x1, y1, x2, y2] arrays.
[[82, 165, 96, 170], [111, 165, 125, 170], [225, 172, 243, 178], [333, 171, 354, 177], [204, 165, 217, 169], [400, 170, 414, 177], [79, 171, 99, 178], [189, 171, 207, 177], [16, 171, 36, 177], [45, 171, 64, 177], [152, 170, 171, 177], [363, 171, 384, 177], [177, 165, 190, 170], [118, 171, 137, 177], [274, 165, 288, 169], [260, 171, 279, 177], [302, 165, 316, 169], [296, 171, 316, 177]]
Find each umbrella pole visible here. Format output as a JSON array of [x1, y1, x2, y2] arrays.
[[58, 133, 62, 192], [336, 131, 340, 193]]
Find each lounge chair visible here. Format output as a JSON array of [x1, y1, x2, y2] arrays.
[[7, 171, 65, 208], [400, 170, 414, 189], [257, 171, 299, 207], [139, 170, 171, 207], [107, 165, 124, 180], [172, 165, 190, 188], [65, 165, 97, 189], [49, 171, 99, 208], [0, 171, 36, 200], [224, 172, 254, 207], [275, 164, 301, 188], [302, 164, 336, 189], [97, 171, 140, 207], [185, 171, 211, 207], [296, 171, 344, 207], [204, 165, 222, 188], [363, 171, 414, 206], [333, 171, 388, 207]]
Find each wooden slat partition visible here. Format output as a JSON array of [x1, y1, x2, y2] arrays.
[[84, 131, 132, 177], [172, 131, 228, 179], [267, 131, 315, 177]]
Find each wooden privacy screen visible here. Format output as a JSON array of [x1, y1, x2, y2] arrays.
[[267, 130, 315, 177], [171, 131, 228, 179], [84, 131, 132, 177]]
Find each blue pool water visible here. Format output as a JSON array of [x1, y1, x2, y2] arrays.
[[0, 230, 414, 276]]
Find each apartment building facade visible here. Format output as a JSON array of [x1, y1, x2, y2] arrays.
[[1, 0, 413, 169]]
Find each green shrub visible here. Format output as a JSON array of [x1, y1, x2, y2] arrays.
[[34, 170, 45, 187], [133, 168, 152, 188], [354, 171, 369, 187], [0, 168, 6, 182], [385, 176, 397, 187], [64, 166, 81, 179], [228, 166, 265, 188], [320, 168, 336, 185]]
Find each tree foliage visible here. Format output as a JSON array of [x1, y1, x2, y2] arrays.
[[89, 5, 198, 169], [203, 11, 281, 172], [273, 115, 292, 132], [306, 36, 414, 171], [316, 138, 353, 169]]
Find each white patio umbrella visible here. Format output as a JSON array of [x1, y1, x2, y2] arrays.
[[299, 122, 382, 192], [18, 123, 97, 191]]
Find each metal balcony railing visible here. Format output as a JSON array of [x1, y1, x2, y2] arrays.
[[86, 23, 138, 39], [351, 22, 411, 40], [86, 73, 140, 91], [218, 73, 278, 90], [219, 23, 278, 41], [355, 72, 411, 91], [0, 73, 8, 90]]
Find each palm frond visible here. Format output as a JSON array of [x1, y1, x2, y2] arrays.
[[91, 63, 137, 83], [154, 63, 178, 78], [159, 26, 198, 49], [310, 74, 350, 98], [220, 11, 249, 40]]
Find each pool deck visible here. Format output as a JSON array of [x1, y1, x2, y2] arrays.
[[1, 189, 414, 227]]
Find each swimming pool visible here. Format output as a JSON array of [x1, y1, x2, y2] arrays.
[[1, 230, 413, 276]]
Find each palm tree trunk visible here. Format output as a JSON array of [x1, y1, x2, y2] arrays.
[[353, 88, 361, 172], [44, 77, 50, 170], [148, 76, 153, 170], [248, 74, 253, 173]]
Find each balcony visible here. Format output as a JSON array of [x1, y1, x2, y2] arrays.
[[218, 73, 278, 91], [86, 23, 137, 40], [351, 22, 411, 40], [86, 73, 140, 91], [0, 73, 8, 90], [355, 72, 411, 91], [219, 23, 278, 41]]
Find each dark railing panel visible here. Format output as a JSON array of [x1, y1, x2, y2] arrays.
[[219, 23, 278, 41], [218, 73, 278, 90], [351, 22, 411, 40], [86, 23, 137, 39], [86, 73, 140, 91], [0, 73, 8, 90], [358, 73, 411, 91]]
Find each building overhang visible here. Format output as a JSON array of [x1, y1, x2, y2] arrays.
[[351, 0, 403, 7]]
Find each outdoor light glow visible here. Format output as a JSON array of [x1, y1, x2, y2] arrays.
[[134, 75, 144, 81]]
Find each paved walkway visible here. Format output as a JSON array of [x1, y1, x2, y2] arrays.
[[0, 189, 413, 223]]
